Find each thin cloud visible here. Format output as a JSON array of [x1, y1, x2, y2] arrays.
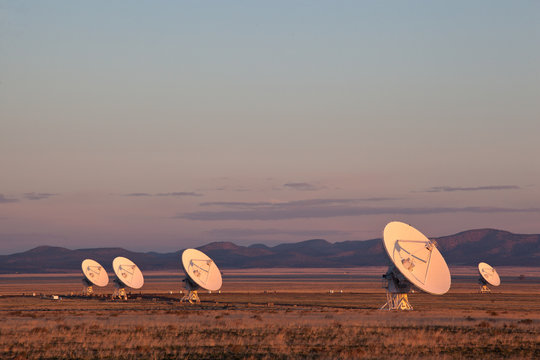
[[125, 192, 203, 197], [286, 198, 397, 206], [199, 198, 397, 209], [205, 228, 352, 239], [178, 205, 540, 221], [424, 185, 521, 193], [23, 192, 57, 200], [156, 192, 203, 197], [0, 194, 19, 203], [283, 182, 323, 191], [200, 201, 276, 209], [214, 186, 251, 192]]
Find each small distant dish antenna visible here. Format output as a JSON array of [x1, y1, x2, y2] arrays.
[[478, 262, 500, 293], [112, 256, 144, 300], [180, 248, 222, 304], [380, 221, 451, 310], [81, 259, 109, 296]]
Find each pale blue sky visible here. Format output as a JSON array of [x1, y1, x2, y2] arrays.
[[1, 1, 539, 254]]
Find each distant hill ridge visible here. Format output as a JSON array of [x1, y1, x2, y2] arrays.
[[0, 228, 539, 273]]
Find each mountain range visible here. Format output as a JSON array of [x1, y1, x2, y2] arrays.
[[1, 228, 539, 273]]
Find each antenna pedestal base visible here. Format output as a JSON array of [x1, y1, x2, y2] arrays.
[[478, 277, 492, 293], [380, 291, 413, 310], [380, 267, 413, 310], [181, 277, 201, 304], [112, 287, 127, 300], [82, 285, 94, 296], [181, 290, 200, 304], [82, 279, 94, 296]]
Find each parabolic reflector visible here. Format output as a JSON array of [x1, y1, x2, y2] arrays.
[[182, 248, 222, 291], [81, 259, 109, 287], [112, 256, 144, 289], [383, 221, 451, 295], [478, 262, 500, 286]]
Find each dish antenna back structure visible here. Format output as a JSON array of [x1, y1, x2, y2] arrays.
[[81, 259, 109, 296], [181, 248, 222, 304], [380, 221, 451, 310], [478, 262, 500, 293], [112, 256, 144, 300]]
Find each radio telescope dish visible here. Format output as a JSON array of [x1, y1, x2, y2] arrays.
[[81, 259, 109, 296], [380, 221, 451, 310], [478, 262, 500, 293], [180, 248, 222, 304], [112, 256, 144, 299]]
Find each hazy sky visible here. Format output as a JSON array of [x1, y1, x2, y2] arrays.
[[1, 1, 539, 254]]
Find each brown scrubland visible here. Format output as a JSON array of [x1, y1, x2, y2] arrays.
[[0, 268, 538, 359]]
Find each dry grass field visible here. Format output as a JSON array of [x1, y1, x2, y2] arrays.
[[0, 268, 539, 359]]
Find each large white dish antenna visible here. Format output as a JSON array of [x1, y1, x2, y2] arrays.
[[112, 256, 144, 289], [383, 221, 451, 295], [182, 248, 222, 291], [478, 262, 500, 286], [81, 259, 109, 287]]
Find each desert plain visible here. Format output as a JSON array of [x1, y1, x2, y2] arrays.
[[1, 267, 539, 359]]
